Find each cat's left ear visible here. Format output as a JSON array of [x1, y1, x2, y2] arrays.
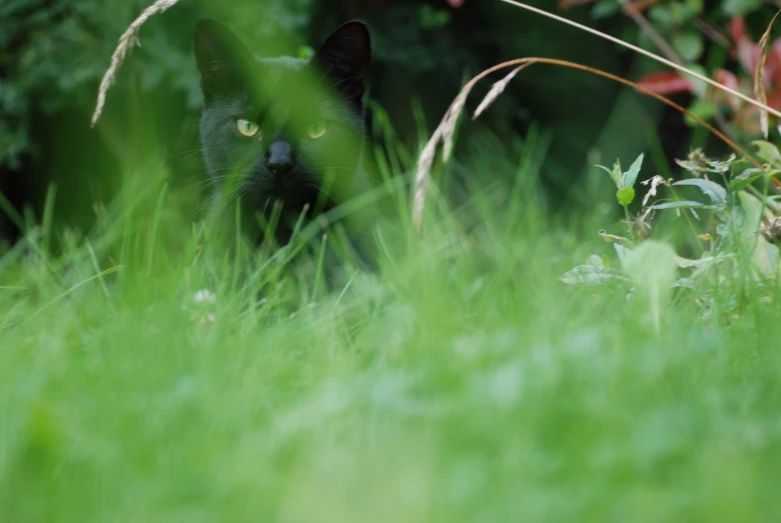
[[313, 21, 371, 106]]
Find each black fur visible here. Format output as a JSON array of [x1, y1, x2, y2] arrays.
[[194, 19, 374, 260]]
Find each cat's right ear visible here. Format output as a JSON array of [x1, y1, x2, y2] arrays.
[[194, 19, 253, 98]]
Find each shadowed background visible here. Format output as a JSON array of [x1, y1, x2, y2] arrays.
[[2, 0, 778, 246]]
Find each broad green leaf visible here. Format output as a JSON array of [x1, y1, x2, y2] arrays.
[[595, 165, 612, 175], [737, 191, 775, 235], [672, 31, 703, 62], [559, 264, 631, 287], [597, 160, 623, 189], [669, 0, 700, 20], [586, 254, 604, 267], [614, 243, 630, 264], [729, 168, 764, 191], [621, 240, 678, 289], [684, 99, 716, 127], [734, 192, 781, 277], [590, 0, 620, 19], [706, 155, 735, 174], [649, 200, 712, 210], [737, 190, 762, 225], [676, 159, 704, 172], [753, 236, 779, 277], [673, 179, 727, 204], [684, 63, 709, 98], [617, 187, 635, 207], [648, 4, 674, 26], [673, 278, 695, 288], [723, 0, 762, 16], [621, 240, 678, 333], [674, 254, 726, 269], [676, 155, 735, 174], [684, 0, 704, 14], [752, 140, 781, 169], [739, 190, 781, 276], [623, 153, 644, 188]]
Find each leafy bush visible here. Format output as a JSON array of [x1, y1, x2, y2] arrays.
[[0, 0, 325, 169], [562, 141, 781, 325]]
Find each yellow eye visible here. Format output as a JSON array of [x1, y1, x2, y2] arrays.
[[236, 119, 260, 138], [307, 120, 328, 139]]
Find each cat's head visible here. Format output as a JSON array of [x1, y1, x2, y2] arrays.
[[194, 19, 371, 243]]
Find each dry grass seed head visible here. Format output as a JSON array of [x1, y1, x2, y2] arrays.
[[473, 64, 533, 120], [414, 1, 781, 231], [412, 56, 770, 232], [91, 0, 182, 126], [755, 10, 781, 139]]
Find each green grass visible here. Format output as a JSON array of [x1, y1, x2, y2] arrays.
[[3, 130, 781, 522]]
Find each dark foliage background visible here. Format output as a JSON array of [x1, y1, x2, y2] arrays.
[[1, 0, 777, 244]]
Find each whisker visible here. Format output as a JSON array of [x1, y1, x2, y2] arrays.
[[320, 75, 363, 97], [166, 148, 205, 159]]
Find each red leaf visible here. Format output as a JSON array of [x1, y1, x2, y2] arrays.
[[769, 40, 781, 87], [447, 0, 465, 7], [636, 71, 694, 95], [733, 105, 761, 134], [728, 16, 748, 46], [732, 88, 781, 133], [714, 69, 742, 111], [715, 69, 740, 91], [729, 16, 760, 74], [768, 88, 781, 109]]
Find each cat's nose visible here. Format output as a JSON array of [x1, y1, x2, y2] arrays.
[[266, 141, 294, 175]]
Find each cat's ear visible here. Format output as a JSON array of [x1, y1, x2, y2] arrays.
[[194, 19, 254, 98], [313, 21, 371, 106]]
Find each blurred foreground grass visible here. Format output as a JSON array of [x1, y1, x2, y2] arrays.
[[2, 127, 781, 523]]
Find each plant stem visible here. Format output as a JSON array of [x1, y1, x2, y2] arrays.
[[624, 205, 636, 243]]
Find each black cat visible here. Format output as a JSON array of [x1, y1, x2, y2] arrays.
[[194, 18, 376, 274]]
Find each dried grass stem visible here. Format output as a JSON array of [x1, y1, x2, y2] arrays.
[[91, 0, 182, 127], [499, 0, 781, 122], [412, 57, 772, 231]]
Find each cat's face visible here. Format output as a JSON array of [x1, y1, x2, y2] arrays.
[[194, 19, 371, 243]]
